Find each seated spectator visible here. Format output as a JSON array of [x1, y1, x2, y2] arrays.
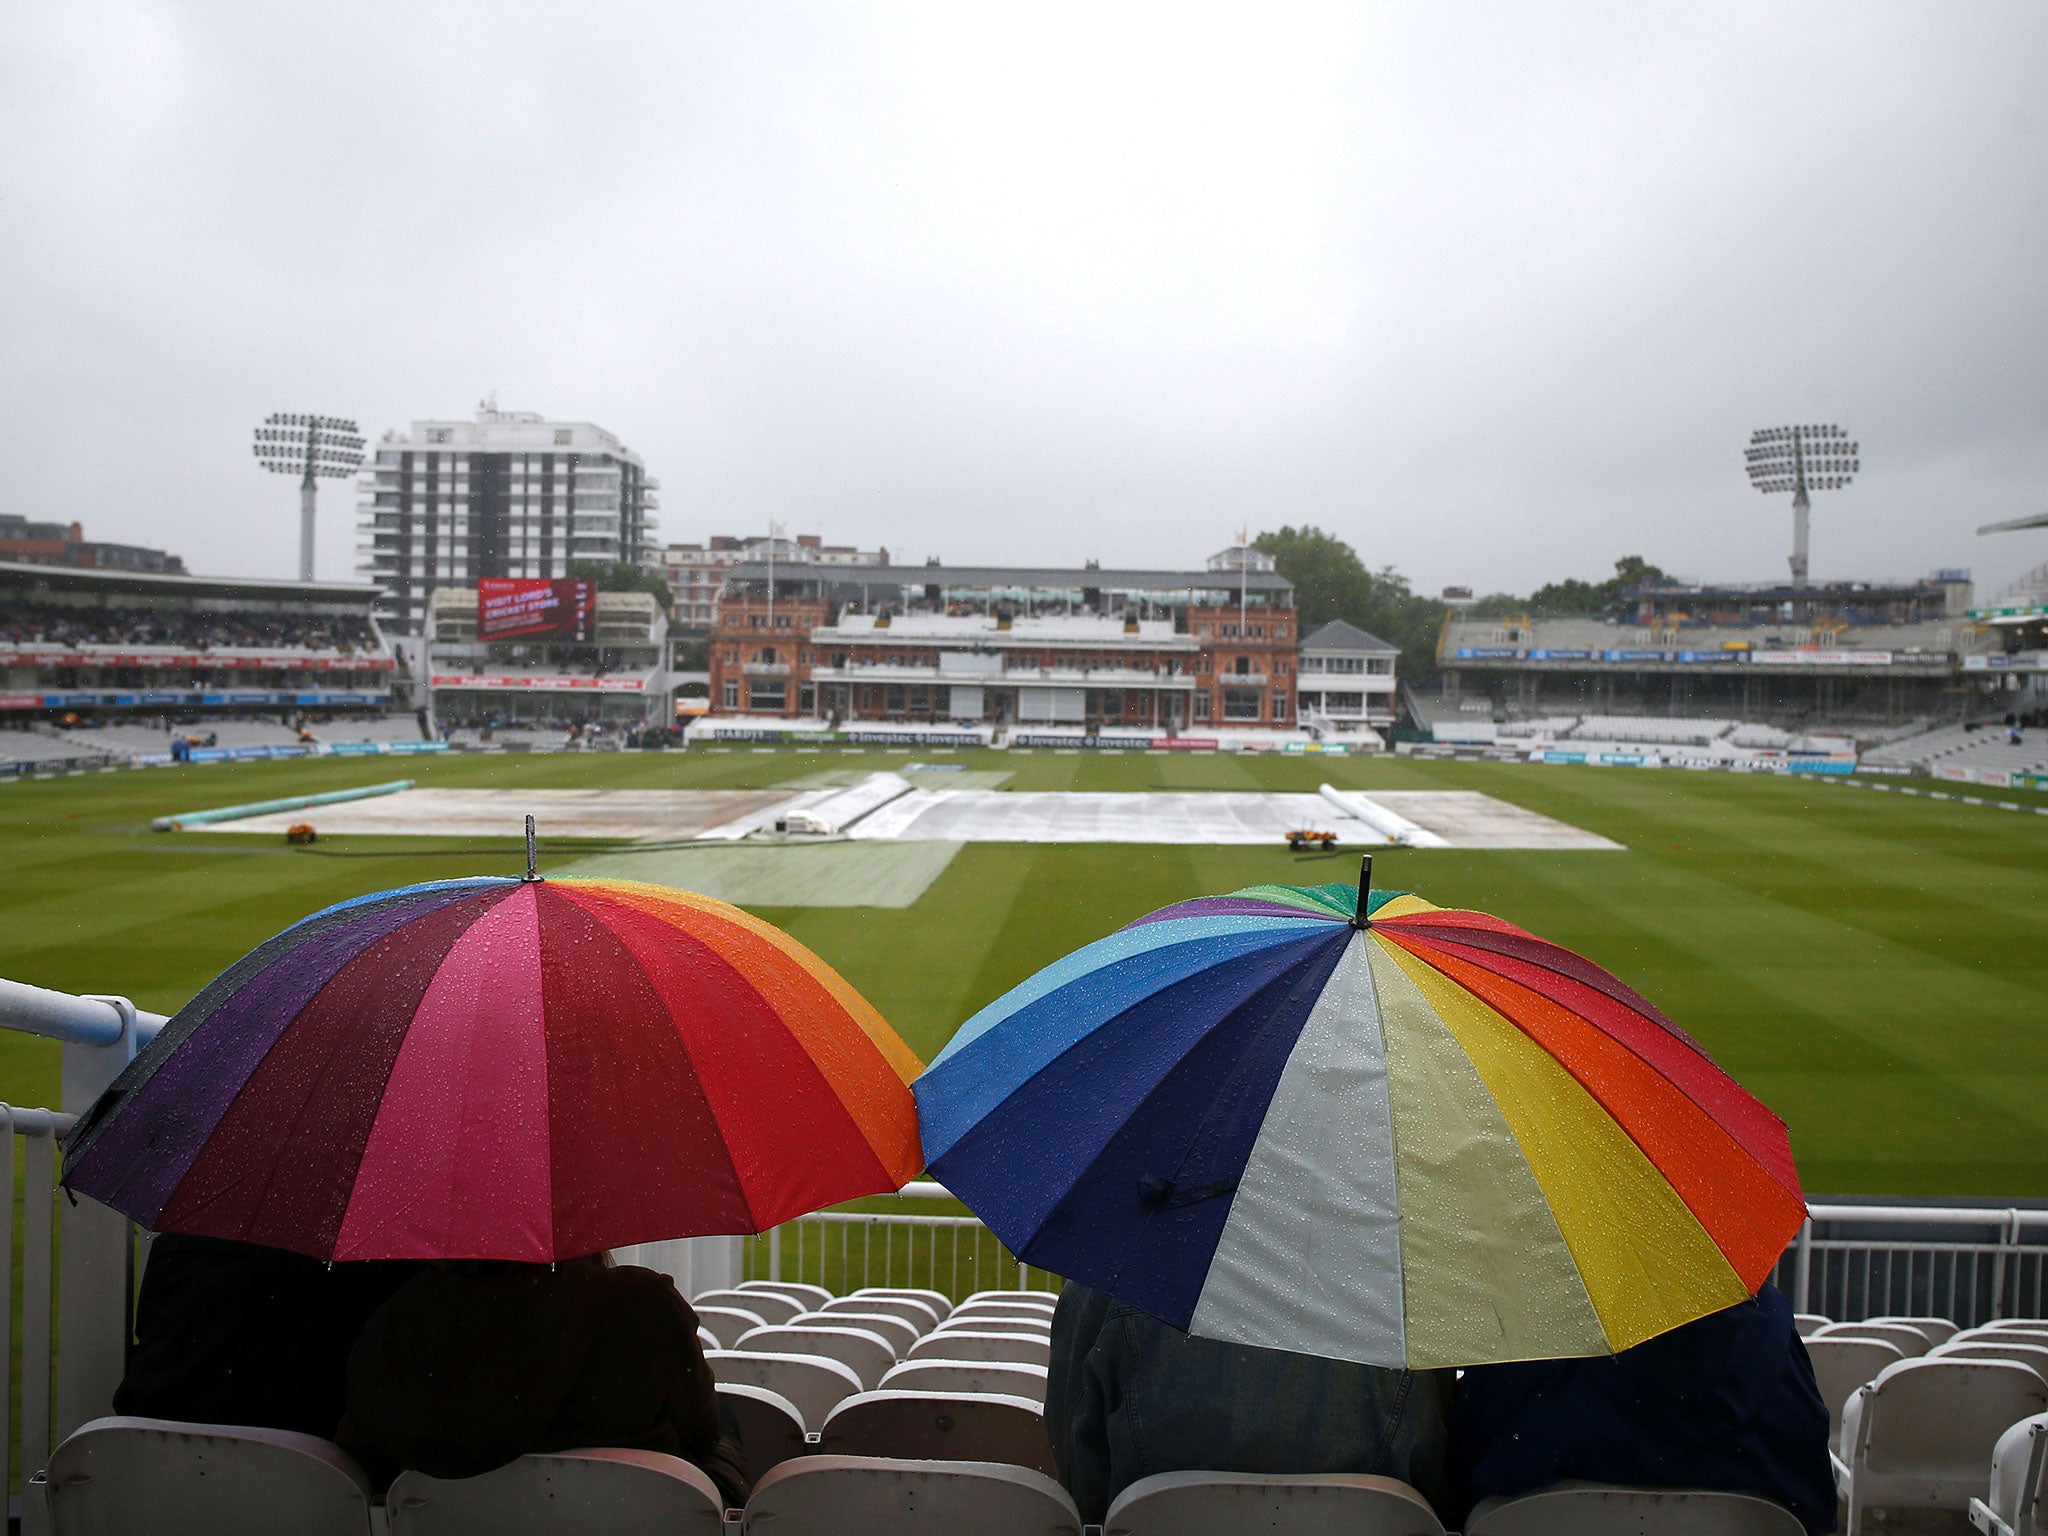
[[1046, 1282, 1451, 1524], [115, 1232, 421, 1438], [338, 1254, 745, 1504], [1449, 1282, 1833, 1534]]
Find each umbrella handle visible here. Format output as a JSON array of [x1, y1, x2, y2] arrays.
[[1351, 853, 1372, 928], [525, 815, 539, 882]]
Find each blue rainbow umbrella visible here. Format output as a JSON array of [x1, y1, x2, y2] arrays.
[[912, 861, 1805, 1369]]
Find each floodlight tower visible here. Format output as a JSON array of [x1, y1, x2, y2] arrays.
[[252, 413, 365, 581], [1744, 424, 1858, 588]]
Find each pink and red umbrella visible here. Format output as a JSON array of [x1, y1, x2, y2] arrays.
[[63, 875, 925, 1261]]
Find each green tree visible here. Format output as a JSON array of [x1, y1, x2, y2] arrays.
[[1491, 555, 1670, 619], [569, 560, 673, 613], [1251, 526, 1451, 682]]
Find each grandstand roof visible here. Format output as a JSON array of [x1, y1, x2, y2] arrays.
[[1302, 619, 1398, 653], [0, 559, 377, 603]]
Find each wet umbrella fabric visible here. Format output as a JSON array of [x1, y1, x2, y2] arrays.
[[63, 876, 925, 1261], [912, 879, 1806, 1370]]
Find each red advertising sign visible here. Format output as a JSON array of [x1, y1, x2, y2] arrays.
[[477, 579, 597, 641]]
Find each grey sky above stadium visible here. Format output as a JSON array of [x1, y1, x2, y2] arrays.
[[3, 3, 2046, 601]]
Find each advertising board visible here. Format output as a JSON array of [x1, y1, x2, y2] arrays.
[[477, 578, 597, 641]]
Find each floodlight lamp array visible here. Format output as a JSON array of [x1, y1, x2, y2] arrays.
[[1744, 423, 1858, 494], [251, 412, 366, 479]]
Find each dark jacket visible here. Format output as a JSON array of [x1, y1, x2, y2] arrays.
[[337, 1258, 744, 1504], [1046, 1283, 1452, 1523], [115, 1232, 420, 1439], [1450, 1284, 1835, 1534]]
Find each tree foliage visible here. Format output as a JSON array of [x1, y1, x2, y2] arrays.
[[1466, 555, 1668, 619], [570, 560, 674, 612], [1250, 526, 1450, 682]]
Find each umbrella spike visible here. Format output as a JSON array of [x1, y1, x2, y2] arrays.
[[524, 815, 539, 882], [1351, 853, 1372, 928]]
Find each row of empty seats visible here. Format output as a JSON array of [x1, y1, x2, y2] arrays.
[[40, 1424, 1829, 1536], [1793, 1313, 2048, 1534]]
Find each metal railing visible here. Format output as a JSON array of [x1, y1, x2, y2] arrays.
[[740, 1182, 1060, 1301], [1774, 1203, 2048, 1328]]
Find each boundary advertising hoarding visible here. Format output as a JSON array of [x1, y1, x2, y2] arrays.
[[477, 579, 597, 641]]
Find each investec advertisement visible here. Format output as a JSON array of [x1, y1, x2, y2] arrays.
[[476, 578, 597, 641]]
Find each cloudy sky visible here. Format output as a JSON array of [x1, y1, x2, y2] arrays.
[[4, 3, 2046, 601]]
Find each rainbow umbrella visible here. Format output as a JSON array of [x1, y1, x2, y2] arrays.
[[913, 862, 1806, 1369], [63, 875, 924, 1261]]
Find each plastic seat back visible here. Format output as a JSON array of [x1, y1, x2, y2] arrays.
[[1966, 1328, 2048, 1348], [388, 1449, 725, 1535], [951, 1301, 1059, 1325], [1804, 1337, 1906, 1440], [821, 1390, 1054, 1476], [909, 1329, 1051, 1367], [695, 1304, 769, 1349], [717, 1383, 810, 1487], [935, 1316, 1050, 1339], [793, 1309, 920, 1355], [743, 1455, 1081, 1535], [1859, 1359, 2048, 1479], [696, 1288, 804, 1326], [47, 1416, 373, 1536], [962, 1290, 1059, 1307], [1815, 1321, 1933, 1356], [738, 1280, 833, 1310], [1794, 1313, 1832, 1338], [881, 1360, 1049, 1403], [1104, 1470, 1445, 1536], [1936, 1342, 2048, 1380], [854, 1287, 954, 1320], [1869, 1316, 1960, 1346], [1463, 1483, 1804, 1536], [706, 1349, 864, 1430], [736, 1324, 898, 1388], [1976, 1413, 2048, 1536], [821, 1295, 940, 1334]]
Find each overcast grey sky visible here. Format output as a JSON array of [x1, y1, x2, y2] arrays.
[[4, 3, 2046, 601]]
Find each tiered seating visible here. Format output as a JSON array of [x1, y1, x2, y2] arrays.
[[0, 730, 120, 767], [1834, 1357, 2048, 1533]]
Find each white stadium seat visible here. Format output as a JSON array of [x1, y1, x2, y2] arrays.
[[908, 1329, 1052, 1368], [1804, 1337, 1907, 1443], [881, 1359, 1049, 1403], [1936, 1343, 2048, 1381], [792, 1309, 921, 1356], [854, 1287, 954, 1320], [1970, 1412, 2048, 1536], [961, 1290, 1059, 1308], [1104, 1469, 1446, 1536], [738, 1280, 834, 1311], [43, 1416, 374, 1536], [1463, 1482, 1804, 1536], [734, 1325, 899, 1390], [1869, 1315, 1961, 1346], [1834, 1358, 2048, 1533], [694, 1304, 769, 1349], [951, 1301, 1060, 1326], [742, 1456, 1081, 1536], [934, 1316, 1051, 1339], [1814, 1321, 1933, 1357], [821, 1295, 940, 1334], [388, 1449, 726, 1535], [697, 1288, 804, 1326], [820, 1390, 1055, 1476], [706, 1350, 865, 1431], [1794, 1313, 1832, 1337], [717, 1382, 810, 1486]]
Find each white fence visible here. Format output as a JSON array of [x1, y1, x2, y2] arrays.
[[1776, 1203, 2048, 1325]]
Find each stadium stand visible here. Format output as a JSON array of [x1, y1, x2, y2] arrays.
[[1834, 1358, 2048, 1535], [1, 596, 378, 653], [1862, 721, 2048, 780]]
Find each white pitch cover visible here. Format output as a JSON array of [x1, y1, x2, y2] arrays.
[[1187, 930, 1406, 1365]]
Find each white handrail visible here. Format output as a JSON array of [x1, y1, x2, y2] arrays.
[[0, 978, 166, 1049]]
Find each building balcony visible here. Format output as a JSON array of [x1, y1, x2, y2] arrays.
[[742, 662, 792, 677], [1217, 672, 1271, 688]]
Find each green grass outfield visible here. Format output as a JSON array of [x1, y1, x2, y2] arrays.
[[4, 747, 2046, 1198]]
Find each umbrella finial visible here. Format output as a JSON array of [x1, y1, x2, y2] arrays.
[[1351, 853, 1373, 929], [524, 815, 539, 882]]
